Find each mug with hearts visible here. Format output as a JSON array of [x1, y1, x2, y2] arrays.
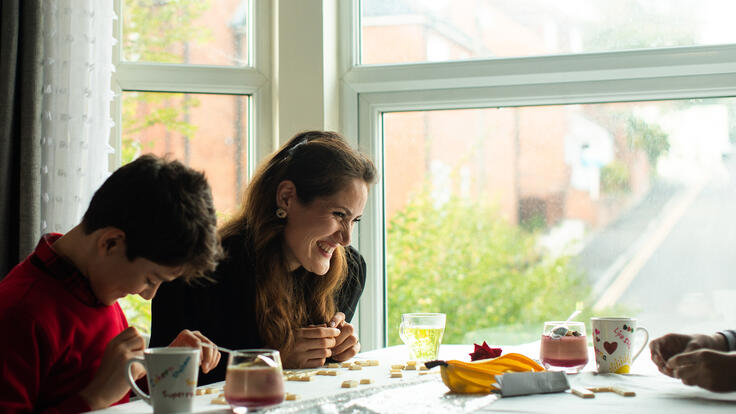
[[590, 317, 649, 374]]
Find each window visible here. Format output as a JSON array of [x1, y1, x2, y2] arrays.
[[122, 92, 249, 217], [343, 1, 736, 350], [123, 0, 250, 67], [383, 99, 736, 346], [113, 0, 271, 330], [361, 0, 736, 65]]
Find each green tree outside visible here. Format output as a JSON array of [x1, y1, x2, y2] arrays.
[[386, 185, 590, 345]]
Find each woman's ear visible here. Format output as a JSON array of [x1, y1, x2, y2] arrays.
[[275, 180, 297, 211]]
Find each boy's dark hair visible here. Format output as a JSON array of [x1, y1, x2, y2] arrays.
[[82, 154, 222, 280]]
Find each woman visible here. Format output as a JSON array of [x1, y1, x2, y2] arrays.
[[150, 131, 377, 384]]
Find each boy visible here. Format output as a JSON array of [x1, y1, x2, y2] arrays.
[[0, 155, 223, 412]]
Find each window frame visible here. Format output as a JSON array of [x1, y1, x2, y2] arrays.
[[341, 0, 736, 350], [111, 0, 274, 174]]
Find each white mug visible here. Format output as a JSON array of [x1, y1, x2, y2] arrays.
[[126, 347, 200, 413], [590, 317, 649, 374]]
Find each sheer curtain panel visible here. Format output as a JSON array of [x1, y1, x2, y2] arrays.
[[40, 0, 115, 234]]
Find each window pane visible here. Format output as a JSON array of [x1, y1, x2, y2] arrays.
[[362, 0, 736, 65], [384, 98, 736, 346], [122, 92, 248, 220], [119, 91, 248, 332], [123, 0, 249, 66]]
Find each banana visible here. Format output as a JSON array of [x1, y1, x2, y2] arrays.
[[431, 353, 544, 394]]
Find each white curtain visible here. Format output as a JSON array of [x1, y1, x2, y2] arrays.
[[40, 0, 115, 234]]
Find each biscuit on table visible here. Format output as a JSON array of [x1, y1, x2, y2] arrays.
[[211, 397, 227, 405], [341, 380, 359, 388]]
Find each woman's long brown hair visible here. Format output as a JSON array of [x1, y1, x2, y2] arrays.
[[220, 131, 377, 350]]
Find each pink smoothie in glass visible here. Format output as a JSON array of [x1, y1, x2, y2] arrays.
[[540, 334, 588, 372], [224, 366, 285, 408]]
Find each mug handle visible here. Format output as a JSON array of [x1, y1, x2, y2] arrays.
[[126, 356, 150, 405], [631, 327, 650, 362]]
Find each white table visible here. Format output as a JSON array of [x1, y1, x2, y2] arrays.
[[88, 344, 736, 413]]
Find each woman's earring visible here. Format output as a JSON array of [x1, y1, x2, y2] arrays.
[[276, 207, 287, 219]]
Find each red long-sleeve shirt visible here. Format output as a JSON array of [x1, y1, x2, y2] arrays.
[[0, 234, 129, 413]]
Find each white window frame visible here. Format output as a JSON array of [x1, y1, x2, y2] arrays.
[[111, 0, 274, 174], [340, 0, 736, 350]]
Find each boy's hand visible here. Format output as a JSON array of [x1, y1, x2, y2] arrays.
[[168, 329, 221, 373], [79, 327, 146, 410], [281, 326, 340, 368], [326, 312, 360, 362]]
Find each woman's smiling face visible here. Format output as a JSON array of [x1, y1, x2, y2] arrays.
[[279, 178, 368, 275]]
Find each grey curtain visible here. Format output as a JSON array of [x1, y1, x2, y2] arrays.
[[0, 0, 42, 277]]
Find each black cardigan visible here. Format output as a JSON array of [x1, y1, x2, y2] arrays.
[[149, 232, 367, 385]]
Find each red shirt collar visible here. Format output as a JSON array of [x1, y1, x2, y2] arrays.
[[31, 233, 104, 307]]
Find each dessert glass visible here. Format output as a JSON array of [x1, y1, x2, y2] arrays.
[[540, 321, 588, 373], [224, 349, 284, 412]]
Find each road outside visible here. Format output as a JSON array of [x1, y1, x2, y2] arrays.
[[580, 156, 736, 340]]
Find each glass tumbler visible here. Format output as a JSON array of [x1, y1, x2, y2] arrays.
[[399, 313, 446, 361]]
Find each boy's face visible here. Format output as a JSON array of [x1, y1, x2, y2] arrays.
[[89, 229, 183, 305]]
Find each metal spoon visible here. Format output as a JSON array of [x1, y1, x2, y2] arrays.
[[200, 343, 278, 368]]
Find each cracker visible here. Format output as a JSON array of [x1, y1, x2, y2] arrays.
[[368, 360, 380, 366], [195, 389, 206, 396], [285, 393, 301, 401], [341, 380, 359, 388], [571, 387, 595, 398], [586, 386, 611, 392], [406, 360, 417, 367], [360, 378, 374, 384], [611, 387, 636, 397], [327, 363, 341, 368], [349, 365, 362, 370], [391, 372, 403, 378], [391, 364, 405, 370], [211, 397, 227, 405]]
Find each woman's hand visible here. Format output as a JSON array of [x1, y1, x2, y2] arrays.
[[281, 326, 340, 368], [327, 312, 360, 362], [168, 329, 221, 374]]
